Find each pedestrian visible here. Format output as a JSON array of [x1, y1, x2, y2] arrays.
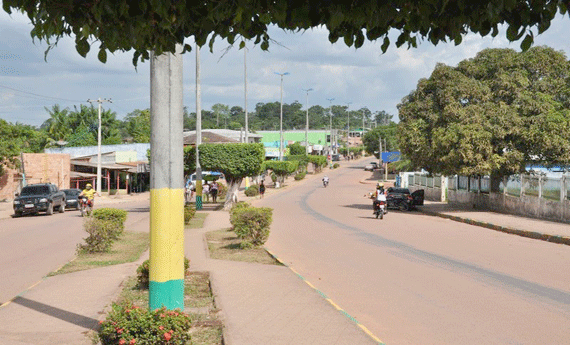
[[211, 180, 219, 203], [259, 180, 266, 198], [203, 182, 210, 202]]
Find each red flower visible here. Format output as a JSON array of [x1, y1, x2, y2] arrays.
[[129, 339, 136, 344], [98, 320, 104, 324], [164, 332, 172, 341], [119, 340, 126, 345], [116, 328, 124, 334], [160, 313, 166, 318], [159, 326, 164, 330]]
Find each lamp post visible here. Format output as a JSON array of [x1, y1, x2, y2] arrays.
[[302, 88, 313, 154], [275, 72, 289, 161], [87, 98, 111, 196], [327, 98, 335, 155]]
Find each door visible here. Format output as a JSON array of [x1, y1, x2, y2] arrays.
[[412, 189, 424, 205]]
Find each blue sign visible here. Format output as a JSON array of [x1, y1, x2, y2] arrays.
[[381, 151, 401, 163]]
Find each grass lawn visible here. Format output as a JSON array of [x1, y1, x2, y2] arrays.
[[206, 229, 282, 265], [186, 212, 208, 229], [49, 231, 149, 276]]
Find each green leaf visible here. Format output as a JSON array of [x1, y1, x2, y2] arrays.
[[98, 48, 107, 63], [76, 38, 90, 58], [520, 33, 533, 51], [381, 37, 390, 53]]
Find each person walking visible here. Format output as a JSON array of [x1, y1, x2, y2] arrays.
[[259, 180, 266, 198], [211, 180, 219, 203], [203, 182, 210, 203]]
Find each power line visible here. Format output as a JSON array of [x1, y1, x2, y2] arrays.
[[0, 84, 84, 103]]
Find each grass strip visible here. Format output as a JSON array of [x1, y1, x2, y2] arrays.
[[186, 212, 208, 229], [206, 228, 282, 265], [49, 231, 149, 276]]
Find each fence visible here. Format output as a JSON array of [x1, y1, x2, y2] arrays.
[[407, 173, 446, 201], [447, 174, 569, 202]]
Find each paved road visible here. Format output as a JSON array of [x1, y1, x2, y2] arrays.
[[259, 161, 570, 345], [0, 200, 149, 305]]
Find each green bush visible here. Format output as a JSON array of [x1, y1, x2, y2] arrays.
[[333, 163, 340, 169], [98, 303, 191, 345], [270, 172, 277, 183], [136, 258, 190, 289], [77, 217, 116, 253], [286, 154, 309, 172], [294, 172, 306, 180], [184, 205, 196, 225], [244, 184, 260, 197], [92, 208, 128, 239], [229, 202, 251, 221], [230, 206, 273, 248], [217, 183, 228, 200]]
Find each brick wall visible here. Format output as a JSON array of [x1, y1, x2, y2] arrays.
[[0, 153, 71, 200]]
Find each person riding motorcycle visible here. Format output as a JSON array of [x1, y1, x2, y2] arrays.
[[372, 182, 387, 215], [322, 175, 330, 187], [79, 183, 96, 209]]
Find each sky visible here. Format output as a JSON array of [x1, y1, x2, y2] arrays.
[[1, 8, 570, 128]]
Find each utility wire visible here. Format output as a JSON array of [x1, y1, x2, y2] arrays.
[[0, 84, 84, 103]]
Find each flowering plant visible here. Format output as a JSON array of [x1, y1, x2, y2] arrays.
[[98, 303, 191, 344]]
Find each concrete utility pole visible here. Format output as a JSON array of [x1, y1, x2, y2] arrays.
[[87, 97, 112, 196], [346, 101, 352, 142], [275, 72, 289, 161], [303, 88, 313, 154], [244, 43, 248, 143], [149, 46, 184, 310], [379, 135, 383, 180], [195, 45, 203, 211], [327, 98, 335, 155]]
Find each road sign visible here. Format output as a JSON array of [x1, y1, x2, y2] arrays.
[[381, 151, 401, 163]]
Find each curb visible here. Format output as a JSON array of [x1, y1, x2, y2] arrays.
[[265, 249, 386, 345], [419, 208, 570, 246]]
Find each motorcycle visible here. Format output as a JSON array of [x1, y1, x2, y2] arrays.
[[79, 196, 93, 217], [322, 179, 329, 188], [373, 200, 387, 219]]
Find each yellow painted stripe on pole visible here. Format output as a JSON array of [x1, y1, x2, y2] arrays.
[[357, 324, 383, 344], [304, 280, 316, 289], [150, 188, 185, 282], [326, 298, 343, 310]]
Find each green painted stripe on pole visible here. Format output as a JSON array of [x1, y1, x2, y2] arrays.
[[149, 279, 184, 310], [196, 195, 202, 210]]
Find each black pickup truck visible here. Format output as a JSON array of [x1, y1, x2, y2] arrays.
[[13, 183, 66, 217]]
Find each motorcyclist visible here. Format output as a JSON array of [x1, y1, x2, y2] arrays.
[[79, 183, 96, 208], [322, 175, 330, 187], [372, 182, 387, 214]]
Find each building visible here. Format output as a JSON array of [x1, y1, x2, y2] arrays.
[[0, 153, 70, 200], [183, 129, 263, 145]]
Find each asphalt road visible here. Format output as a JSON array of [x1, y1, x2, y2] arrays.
[[0, 200, 149, 305], [259, 161, 570, 345]]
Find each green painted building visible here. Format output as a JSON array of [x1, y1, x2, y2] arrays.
[[257, 130, 329, 146]]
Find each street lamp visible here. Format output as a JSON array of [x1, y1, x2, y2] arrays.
[[327, 98, 335, 155], [275, 72, 289, 161], [302, 88, 313, 154]]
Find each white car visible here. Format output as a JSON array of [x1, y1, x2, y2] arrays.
[[364, 161, 378, 171]]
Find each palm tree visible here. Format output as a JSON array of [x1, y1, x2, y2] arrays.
[[43, 104, 71, 141]]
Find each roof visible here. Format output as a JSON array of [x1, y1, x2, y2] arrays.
[[70, 171, 97, 179], [71, 160, 131, 171], [183, 129, 262, 144], [183, 131, 239, 145]]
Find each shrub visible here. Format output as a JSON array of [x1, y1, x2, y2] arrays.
[[294, 172, 306, 180], [98, 303, 191, 345], [229, 202, 251, 222], [244, 184, 260, 197], [137, 258, 191, 289], [333, 163, 340, 169], [230, 206, 273, 248], [77, 217, 116, 253], [184, 205, 196, 225], [92, 208, 128, 239], [270, 172, 277, 183]]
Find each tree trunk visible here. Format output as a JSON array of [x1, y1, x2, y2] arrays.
[[489, 172, 502, 193], [223, 178, 242, 210]]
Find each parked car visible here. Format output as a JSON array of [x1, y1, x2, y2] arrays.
[[386, 187, 424, 211], [13, 183, 66, 217], [62, 188, 82, 210], [364, 161, 379, 171]]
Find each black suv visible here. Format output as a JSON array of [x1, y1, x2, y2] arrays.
[[13, 183, 66, 217], [386, 187, 424, 211]]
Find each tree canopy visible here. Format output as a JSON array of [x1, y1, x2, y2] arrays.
[[397, 46, 570, 186], [4, 1, 568, 66]]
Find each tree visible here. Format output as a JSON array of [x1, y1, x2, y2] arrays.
[[183, 146, 196, 177], [42, 104, 71, 141], [124, 109, 151, 143], [0, 120, 48, 176], [211, 104, 230, 128], [263, 161, 299, 184], [5, 1, 565, 66], [398, 46, 570, 190], [198, 143, 265, 210], [362, 124, 399, 156], [373, 111, 394, 127]]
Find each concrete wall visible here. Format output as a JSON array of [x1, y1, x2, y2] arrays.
[[448, 189, 570, 223], [409, 185, 444, 201], [0, 153, 70, 200], [46, 143, 150, 162]]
